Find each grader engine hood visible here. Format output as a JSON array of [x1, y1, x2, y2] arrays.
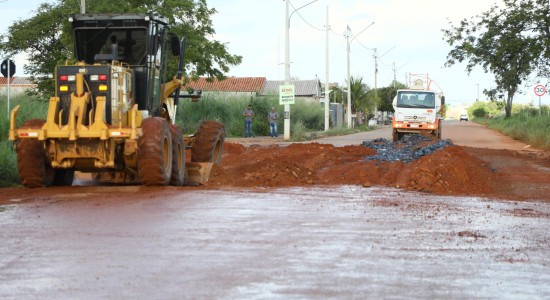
[[56, 65, 133, 127]]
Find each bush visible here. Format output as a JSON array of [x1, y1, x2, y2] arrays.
[[472, 107, 488, 118]]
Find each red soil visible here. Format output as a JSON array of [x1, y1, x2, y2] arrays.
[[208, 142, 498, 197]]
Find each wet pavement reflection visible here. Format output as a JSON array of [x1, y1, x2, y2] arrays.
[[0, 186, 549, 299]]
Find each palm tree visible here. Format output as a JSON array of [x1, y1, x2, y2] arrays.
[[346, 75, 372, 114]]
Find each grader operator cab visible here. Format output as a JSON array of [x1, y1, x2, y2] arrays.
[[9, 12, 225, 187]]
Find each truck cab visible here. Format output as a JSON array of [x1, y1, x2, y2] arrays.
[[392, 79, 444, 141]]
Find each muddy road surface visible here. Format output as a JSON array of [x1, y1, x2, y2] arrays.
[[1, 120, 550, 298]]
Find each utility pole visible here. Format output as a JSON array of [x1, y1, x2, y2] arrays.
[[344, 22, 374, 128], [284, 0, 290, 140], [324, 6, 329, 131], [373, 48, 378, 115], [284, 0, 318, 139], [392, 62, 396, 88], [345, 25, 352, 128], [80, 0, 85, 13]]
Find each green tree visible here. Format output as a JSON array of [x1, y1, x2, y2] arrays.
[[0, 0, 242, 97], [378, 80, 407, 112], [346, 76, 370, 113], [442, 0, 547, 117]]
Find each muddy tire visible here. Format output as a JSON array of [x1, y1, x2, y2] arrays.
[[138, 117, 172, 186], [191, 121, 225, 164], [169, 124, 186, 186], [392, 129, 404, 142], [16, 119, 55, 188]]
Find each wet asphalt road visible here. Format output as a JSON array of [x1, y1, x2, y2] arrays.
[[1, 186, 549, 299]]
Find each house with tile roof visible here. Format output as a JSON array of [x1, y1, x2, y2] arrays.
[[261, 79, 322, 102], [182, 77, 266, 99], [181, 76, 323, 102], [0, 77, 36, 96]]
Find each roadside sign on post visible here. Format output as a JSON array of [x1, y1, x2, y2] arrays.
[[279, 84, 295, 105], [534, 84, 546, 97], [1, 59, 16, 119], [1, 59, 16, 78]]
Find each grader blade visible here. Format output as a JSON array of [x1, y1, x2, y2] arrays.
[[186, 162, 214, 184]]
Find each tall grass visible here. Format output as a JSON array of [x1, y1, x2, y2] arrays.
[[487, 106, 550, 149], [0, 94, 49, 187], [176, 95, 325, 137]]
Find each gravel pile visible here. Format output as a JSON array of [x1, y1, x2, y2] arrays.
[[362, 134, 453, 162]]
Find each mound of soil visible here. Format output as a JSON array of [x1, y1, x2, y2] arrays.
[[208, 141, 496, 196]]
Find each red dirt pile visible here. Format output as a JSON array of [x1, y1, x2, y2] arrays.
[[208, 142, 496, 196]]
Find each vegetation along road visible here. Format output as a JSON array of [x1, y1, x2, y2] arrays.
[[1, 121, 549, 299]]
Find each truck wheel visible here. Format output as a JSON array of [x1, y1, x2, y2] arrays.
[[138, 117, 172, 186], [16, 119, 55, 187], [392, 129, 399, 142], [169, 124, 186, 186], [437, 123, 442, 139], [192, 121, 225, 164]]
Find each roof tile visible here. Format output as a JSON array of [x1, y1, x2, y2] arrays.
[[0, 77, 35, 85], [182, 77, 266, 93]]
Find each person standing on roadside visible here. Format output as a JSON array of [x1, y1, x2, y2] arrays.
[[268, 106, 279, 138], [243, 104, 255, 137]]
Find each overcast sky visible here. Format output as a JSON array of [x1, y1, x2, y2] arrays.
[[2, 0, 546, 106]]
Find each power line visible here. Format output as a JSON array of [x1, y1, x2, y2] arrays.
[[288, 0, 323, 32]]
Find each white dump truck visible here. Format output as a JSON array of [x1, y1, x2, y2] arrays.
[[391, 78, 445, 141]]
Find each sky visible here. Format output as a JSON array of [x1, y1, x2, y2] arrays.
[[1, 0, 547, 107]]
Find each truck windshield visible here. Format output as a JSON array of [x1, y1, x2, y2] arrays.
[[74, 28, 148, 66], [396, 91, 435, 108]]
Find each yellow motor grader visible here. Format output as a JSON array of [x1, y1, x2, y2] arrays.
[[8, 12, 224, 187]]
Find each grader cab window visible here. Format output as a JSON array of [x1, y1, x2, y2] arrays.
[[74, 28, 147, 65]]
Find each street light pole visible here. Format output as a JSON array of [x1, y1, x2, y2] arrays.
[[284, 0, 318, 139], [345, 25, 352, 128], [284, 0, 290, 140], [345, 22, 374, 128], [324, 5, 330, 131]]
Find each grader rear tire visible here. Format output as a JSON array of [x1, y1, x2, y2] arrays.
[[138, 117, 172, 186], [169, 124, 186, 186], [16, 119, 55, 188], [191, 121, 225, 164]]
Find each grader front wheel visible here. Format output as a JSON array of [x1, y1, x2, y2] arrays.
[[138, 117, 173, 186], [169, 124, 186, 186], [191, 121, 225, 164], [16, 119, 55, 188]]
